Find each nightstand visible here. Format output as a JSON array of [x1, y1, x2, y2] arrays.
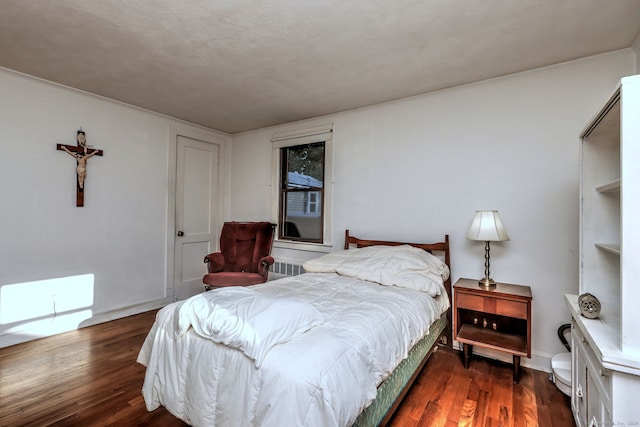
[[453, 278, 532, 383]]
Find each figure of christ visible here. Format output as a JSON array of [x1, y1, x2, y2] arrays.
[[60, 145, 99, 190], [77, 131, 86, 147]]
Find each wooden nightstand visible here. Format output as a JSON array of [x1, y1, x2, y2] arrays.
[[453, 278, 532, 383]]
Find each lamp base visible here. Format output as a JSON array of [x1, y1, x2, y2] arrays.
[[478, 277, 496, 289]]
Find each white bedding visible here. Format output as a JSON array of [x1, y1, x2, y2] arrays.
[[138, 272, 448, 427], [176, 286, 326, 368], [303, 244, 449, 296]]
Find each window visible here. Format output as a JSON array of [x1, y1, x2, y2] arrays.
[[280, 142, 325, 242], [271, 125, 333, 250]]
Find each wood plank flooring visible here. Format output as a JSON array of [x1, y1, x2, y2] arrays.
[[390, 345, 575, 427], [0, 310, 575, 426]]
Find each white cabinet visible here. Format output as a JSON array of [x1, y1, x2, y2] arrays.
[[570, 316, 611, 427], [567, 74, 640, 427]]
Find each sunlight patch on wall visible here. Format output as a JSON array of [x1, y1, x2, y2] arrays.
[[0, 274, 94, 325]]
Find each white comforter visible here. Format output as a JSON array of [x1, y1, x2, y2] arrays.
[[138, 273, 449, 427]]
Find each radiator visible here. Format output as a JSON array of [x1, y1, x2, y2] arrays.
[[269, 261, 305, 279]]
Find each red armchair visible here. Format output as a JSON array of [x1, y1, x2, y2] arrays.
[[203, 222, 277, 289]]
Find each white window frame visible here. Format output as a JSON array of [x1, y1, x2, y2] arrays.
[[271, 124, 333, 253]]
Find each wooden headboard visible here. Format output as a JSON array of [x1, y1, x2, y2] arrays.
[[343, 229, 452, 347]]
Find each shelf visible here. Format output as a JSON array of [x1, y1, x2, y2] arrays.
[[574, 75, 640, 425], [565, 295, 640, 375], [595, 243, 621, 255], [456, 324, 527, 356], [595, 180, 620, 193]]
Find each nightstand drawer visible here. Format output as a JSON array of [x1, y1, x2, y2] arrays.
[[456, 293, 486, 311], [456, 293, 527, 320], [496, 299, 527, 320]]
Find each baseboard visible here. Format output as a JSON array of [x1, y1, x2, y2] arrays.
[[0, 297, 170, 349], [452, 340, 553, 373], [79, 298, 171, 328]]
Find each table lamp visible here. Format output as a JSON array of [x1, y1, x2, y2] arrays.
[[466, 210, 509, 288]]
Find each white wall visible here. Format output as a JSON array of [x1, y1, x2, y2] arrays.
[[0, 68, 229, 347], [229, 50, 637, 371], [633, 31, 640, 72], [1, 49, 636, 366]]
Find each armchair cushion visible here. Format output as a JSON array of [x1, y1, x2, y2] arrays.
[[203, 272, 266, 287]]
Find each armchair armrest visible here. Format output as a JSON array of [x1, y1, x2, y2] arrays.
[[258, 255, 275, 279], [204, 252, 225, 273]]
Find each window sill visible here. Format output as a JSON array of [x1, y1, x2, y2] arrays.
[[273, 240, 332, 253]]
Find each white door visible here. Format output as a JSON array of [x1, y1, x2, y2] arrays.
[[174, 135, 219, 300]]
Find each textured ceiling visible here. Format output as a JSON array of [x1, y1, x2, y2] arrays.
[[1, 0, 639, 133]]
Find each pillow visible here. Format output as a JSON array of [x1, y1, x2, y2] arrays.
[[335, 245, 449, 296], [304, 245, 448, 277], [302, 244, 449, 296], [302, 248, 359, 273], [177, 287, 324, 367], [392, 270, 447, 296], [302, 245, 414, 273]]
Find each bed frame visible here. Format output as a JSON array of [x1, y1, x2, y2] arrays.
[[343, 229, 452, 426]]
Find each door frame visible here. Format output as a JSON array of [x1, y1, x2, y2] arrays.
[[166, 124, 230, 301]]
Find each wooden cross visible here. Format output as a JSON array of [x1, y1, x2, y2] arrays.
[[56, 129, 104, 207]]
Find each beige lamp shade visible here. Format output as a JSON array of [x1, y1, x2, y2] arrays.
[[466, 210, 510, 242]]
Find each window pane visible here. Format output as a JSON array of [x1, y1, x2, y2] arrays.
[[279, 141, 325, 243], [282, 191, 322, 241], [285, 143, 324, 190]]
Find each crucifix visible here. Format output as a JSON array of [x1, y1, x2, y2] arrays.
[[56, 128, 104, 207]]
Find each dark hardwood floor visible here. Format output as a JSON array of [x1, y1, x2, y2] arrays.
[[0, 310, 575, 426], [390, 345, 575, 427]]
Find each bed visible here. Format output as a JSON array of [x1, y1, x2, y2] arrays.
[[137, 230, 452, 426]]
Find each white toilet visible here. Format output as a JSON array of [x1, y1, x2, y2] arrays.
[[550, 323, 572, 396], [551, 352, 572, 396]]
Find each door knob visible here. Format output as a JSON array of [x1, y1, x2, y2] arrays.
[[177, 230, 184, 237]]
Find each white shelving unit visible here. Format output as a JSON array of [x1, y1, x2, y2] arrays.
[[567, 74, 640, 427]]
